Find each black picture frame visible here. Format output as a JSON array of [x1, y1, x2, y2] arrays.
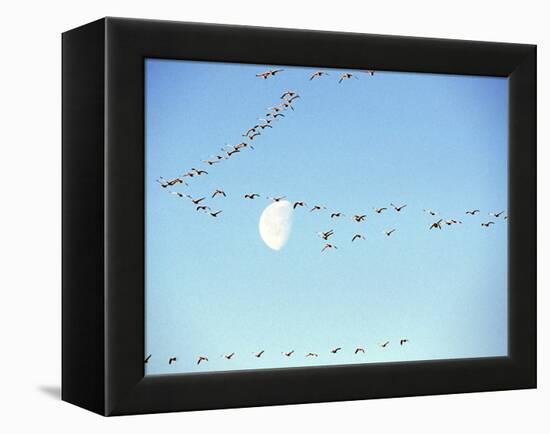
[[62, 17, 536, 416]]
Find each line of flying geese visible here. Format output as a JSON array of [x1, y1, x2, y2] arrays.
[[145, 339, 410, 366], [157, 68, 507, 252]]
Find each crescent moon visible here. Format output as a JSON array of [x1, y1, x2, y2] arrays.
[[258, 200, 293, 250]]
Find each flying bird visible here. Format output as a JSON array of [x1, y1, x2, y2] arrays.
[[445, 219, 462, 225], [354, 347, 366, 354], [384, 229, 396, 237], [310, 205, 326, 212], [244, 193, 260, 199], [170, 191, 185, 198], [197, 356, 209, 365], [379, 341, 390, 348], [306, 352, 319, 357], [330, 347, 342, 354], [187, 196, 206, 205], [144, 354, 152, 364], [223, 352, 235, 360], [254, 350, 265, 358], [310, 71, 329, 80], [481, 221, 495, 227], [209, 210, 223, 217], [268, 112, 285, 118], [338, 72, 358, 83], [191, 168, 208, 176], [391, 203, 407, 212], [268, 196, 287, 202], [364, 70, 375, 76], [168, 357, 177, 364], [157, 176, 187, 187], [293, 201, 307, 209], [243, 127, 258, 137], [287, 95, 300, 103], [282, 350, 295, 357], [352, 234, 365, 242], [374, 207, 387, 214], [212, 189, 226, 198], [248, 132, 261, 140], [400, 339, 409, 346], [352, 214, 367, 222], [202, 159, 221, 166], [466, 209, 481, 215], [429, 219, 443, 230], [196, 205, 211, 212], [330, 212, 344, 218], [318, 229, 334, 240], [281, 90, 297, 99], [489, 211, 505, 218], [423, 209, 437, 216], [256, 69, 284, 79], [255, 123, 272, 130], [226, 148, 241, 157], [321, 243, 338, 252]]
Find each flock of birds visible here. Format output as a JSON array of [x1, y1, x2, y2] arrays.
[[145, 338, 410, 366], [157, 67, 506, 252], [157, 68, 506, 253], [150, 67, 507, 369]]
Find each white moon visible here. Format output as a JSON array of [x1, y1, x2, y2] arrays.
[[258, 200, 293, 251]]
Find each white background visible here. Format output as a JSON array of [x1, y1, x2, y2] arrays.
[[0, 0, 546, 432]]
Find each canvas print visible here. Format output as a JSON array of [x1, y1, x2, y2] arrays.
[[144, 59, 508, 375]]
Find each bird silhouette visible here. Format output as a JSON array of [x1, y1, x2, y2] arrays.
[[391, 203, 407, 212], [374, 207, 387, 214], [321, 243, 338, 252], [244, 193, 260, 199], [212, 189, 226, 198], [310, 71, 329, 80], [429, 220, 443, 230], [352, 214, 367, 222], [380, 341, 390, 348], [338, 72, 358, 83], [489, 211, 505, 218], [209, 210, 223, 217], [196, 205, 211, 212], [191, 168, 208, 176], [481, 221, 495, 227], [306, 352, 319, 357], [423, 209, 437, 216], [144, 354, 152, 364], [466, 209, 480, 215], [318, 229, 334, 240], [223, 352, 235, 360], [187, 196, 206, 205], [197, 356, 209, 365], [254, 350, 265, 358], [282, 350, 295, 357], [310, 205, 326, 212], [354, 347, 366, 354], [352, 234, 365, 242], [256, 69, 284, 79], [293, 201, 307, 209], [330, 347, 342, 354], [168, 357, 177, 364], [281, 90, 297, 99], [330, 212, 344, 218], [400, 339, 409, 346], [384, 229, 396, 237]]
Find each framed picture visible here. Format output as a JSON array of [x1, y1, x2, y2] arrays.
[[62, 17, 536, 416]]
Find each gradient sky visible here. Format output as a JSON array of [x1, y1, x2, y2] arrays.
[[144, 58, 508, 375]]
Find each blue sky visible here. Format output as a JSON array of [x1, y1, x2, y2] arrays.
[[144, 59, 508, 375]]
